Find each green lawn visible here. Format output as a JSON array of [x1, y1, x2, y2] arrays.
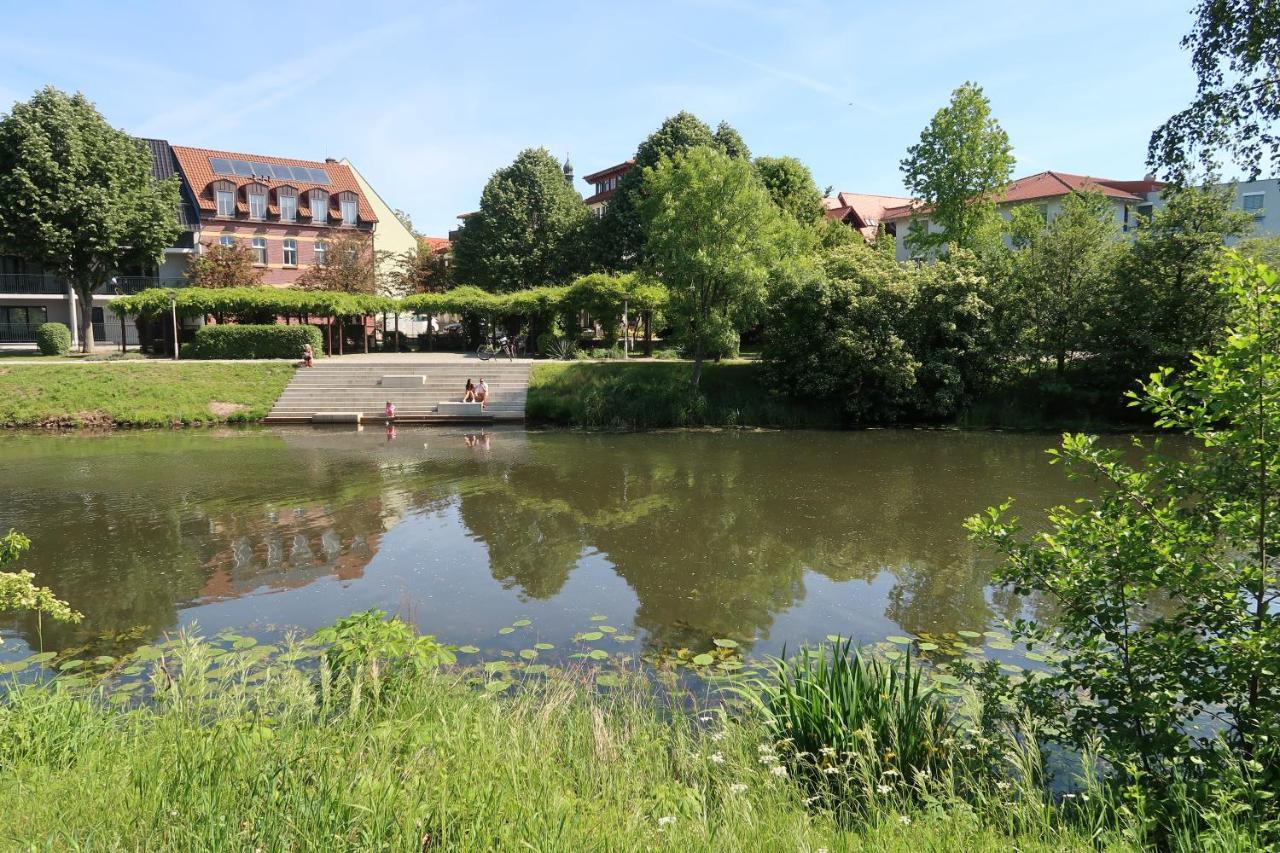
[[527, 361, 839, 429], [0, 362, 295, 427]]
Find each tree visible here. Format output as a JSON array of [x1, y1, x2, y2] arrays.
[[900, 82, 1014, 255], [1149, 1, 1280, 182], [1100, 183, 1253, 381], [0, 529, 81, 646], [451, 147, 590, 292], [186, 241, 264, 289], [391, 207, 419, 237], [640, 147, 788, 389], [393, 240, 452, 295], [0, 87, 180, 352], [1009, 190, 1124, 375], [968, 254, 1280, 792], [754, 156, 825, 227], [594, 112, 749, 270], [296, 230, 383, 294]]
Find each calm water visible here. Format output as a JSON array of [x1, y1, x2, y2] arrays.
[[0, 427, 1103, 662]]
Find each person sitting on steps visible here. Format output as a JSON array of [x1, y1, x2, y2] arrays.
[[475, 378, 488, 408], [463, 379, 476, 402]]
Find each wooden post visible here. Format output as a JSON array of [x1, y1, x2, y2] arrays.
[[394, 312, 400, 352], [326, 318, 333, 355], [120, 311, 127, 354], [363, 316, 369, 353], [338, 318, 344, 355]]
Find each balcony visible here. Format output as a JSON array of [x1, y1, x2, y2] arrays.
[[0, 274, 187, 296]]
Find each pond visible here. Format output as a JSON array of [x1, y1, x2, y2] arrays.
[[0, 427, 1103, 664]]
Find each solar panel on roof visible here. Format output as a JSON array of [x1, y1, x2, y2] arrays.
[[290, 166, 312, 182], [311, 168, 331, 184], [230, 160, 254, 176], [210, 157, 234, 175]]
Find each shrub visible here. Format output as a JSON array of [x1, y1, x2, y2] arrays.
[[311, 609, 455, 699], [183, 324, 323, 360], [34, 322, 71, 356]]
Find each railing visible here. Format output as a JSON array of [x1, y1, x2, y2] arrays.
[[0, 322, 45, 342], [0, 274, 187, 296]]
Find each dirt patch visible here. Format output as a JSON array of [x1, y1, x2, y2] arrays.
[[208, 401, 249, 418], [38, 410, 116, 429]]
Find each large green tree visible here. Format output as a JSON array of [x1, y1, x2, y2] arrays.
[[1099, 183, 1253, 381], [1010, 190, 1124, 375], [640, 146, 788, 389], [754, 156, 825, 227], [594, 112, 749, 270], [900, 82, 1014, 256], [1149, 0, 1280, 182], [451, 147, 590, 292], [0, 87, 181, 352]]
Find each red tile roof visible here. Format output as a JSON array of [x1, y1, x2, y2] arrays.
[[582, 160, 634, 184], [824, 191, 914, 238], [171, 145, 377, 224], [419, 236, 451, 253], [880, 171, 1154, 221]]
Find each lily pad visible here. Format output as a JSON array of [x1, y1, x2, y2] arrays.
[[512, 619, 532, 627], [596, 673, 620, 687], [713, 638, 739, 649], [519, 649, 538, 660], [587, 649, 609, 661], [457, 645, 480, 654], [886, 636, 913, 645], [598, 626, 617, 633], [918, 642, 939, 651], [614, 634, 636, 642], [498, 627, 515, 636], [485, 681, 511, 693], [525, 664, 550, 675], [692, 653, 715, 666], [590, 614, 608, 622], [576, 631, 603, 642], [534, 642, 555, 651]]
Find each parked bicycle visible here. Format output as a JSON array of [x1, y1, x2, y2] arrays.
[[477, 335, 525, 361]]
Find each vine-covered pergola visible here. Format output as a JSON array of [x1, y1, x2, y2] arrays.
[[112, 273, 668, 355]]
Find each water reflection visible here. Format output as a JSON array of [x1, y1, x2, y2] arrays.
[[0, 427, 1102, 659]]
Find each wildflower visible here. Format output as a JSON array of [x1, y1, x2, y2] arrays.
[[898, 815, 912, 826], [805, 796, 821, 806], [657, 816, 676, 830], [882, 768, 900, 777], [758, 754, 777, 765], [729, 783, 748, 794], [757, 743, 772, 753], [770, 764, 788, 777], [710, 752, 725, 764], [818, 848, 829, 853], [877, 784, 893, 794], [819, 746, 837, 758], [710, 730, 726, 742], [823, 766, 840, 775], [700, 715, 714, 723], [995, 781, 1011, 791]]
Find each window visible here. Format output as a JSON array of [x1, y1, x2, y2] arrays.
[[214, 181, 236, 217], [278, 187, 297, 222], [313, 240, 327, 266], [252, 237, 267, 265], [283, 238, 297, 267], [219, 235, 236, 248], [310, 190, 328, 224], [339, 192, 358, 226], [1244, 192, 1265, 219], [247, 184, 267, 220], [1037, 204, 1050, 222]]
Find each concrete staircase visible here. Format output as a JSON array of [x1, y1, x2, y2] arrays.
[[263, 362, 530, 425]]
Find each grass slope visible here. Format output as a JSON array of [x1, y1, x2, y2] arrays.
[[527, 362, 839, 430], [0, 363, 295, 428]]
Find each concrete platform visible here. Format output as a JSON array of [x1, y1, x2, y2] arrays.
[[311, 412, 363, 424], [437, 401, 484, 417], [380, 375, 426, 387]]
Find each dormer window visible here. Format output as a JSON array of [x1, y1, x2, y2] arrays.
[[213, 180, 236, 217], [277, 186, 297, 222], [310, 189, 329, 224], [339, 192, 358, 226], [246, 184, 267, 220]]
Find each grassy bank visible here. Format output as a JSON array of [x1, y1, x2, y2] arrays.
[[527, 362, 840, 429], [0, 638, 1110, 852], [0, 362, 295, 428]]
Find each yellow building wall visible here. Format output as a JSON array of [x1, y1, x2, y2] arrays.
[[341, 158, 418, 293]]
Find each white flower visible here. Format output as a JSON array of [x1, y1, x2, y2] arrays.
[[805, 795, 821, 806], [657, 815, 676, 829], [995, 781, 1011, 791], [758, 754, 777, 765], [729, 783, 748, 794], [710, 752, 725, 764], [770, 764, 788, 777], [700, 715, 714, 723], [882, 768, 900, 777], [757, 743, 773, 753], [877, 784, 893, 794], [819, 746, 837, 757], [710, 730, 726, 742], [822, 766, 840, 775], [898, 815, 912, 826], [817, 848, 829, 853]]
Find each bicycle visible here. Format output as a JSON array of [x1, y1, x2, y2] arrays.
[[476, 335, 525, 361]]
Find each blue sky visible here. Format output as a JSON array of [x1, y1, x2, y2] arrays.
[[2, 1, 1201, 236]]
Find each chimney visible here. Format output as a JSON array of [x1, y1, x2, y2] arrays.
[[325, 157, 338, 164]]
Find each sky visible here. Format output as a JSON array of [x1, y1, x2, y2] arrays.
[[1, 0, 1203, 237]]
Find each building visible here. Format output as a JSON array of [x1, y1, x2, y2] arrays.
[[342, 157, 415, 290], [582, 160, 634, 216], [822, 191, 913, 241], [170, 145, 378, 287], [879, 170, 1280, 261]]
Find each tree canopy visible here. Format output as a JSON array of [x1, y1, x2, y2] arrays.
[[0, 87, 180, 351], [754, 156, 825, 227], [900, 82, 1014, 255], [185, 241, 264, 289], [451, 147, 590, 292]]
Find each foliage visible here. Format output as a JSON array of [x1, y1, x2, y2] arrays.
[[742, 640, 954, 808], [393, 240, 451, 296], [0, 87, 181, 352], [1149, 0, 1280, 181], [311, 609, 455, 690], [182, 324, 323, 360], [34, 323, 71, 356], [762, 242, 918, 423], [713, 120, 751, 160], [900, 82, 1014, 255], [1098, 183, 1254, 382], [0, 530, 81, 641], [0, 363, 295, 427], [641, 146, 790, 388], [1008, 190, 1124, 374], [112, 286, 396, 321], [295, 229, 383, 295], [186, 241, 264, 289], [754, 155, 825, 226], [451, 147, 591, 292], [966, 256, 1280, 794]]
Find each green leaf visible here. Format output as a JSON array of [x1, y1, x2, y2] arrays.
[[519, 649, 538, 660], [485, 681, 511, 693], [590, 615, 608, 622], [886, 636, 913, 645], [576, 632, 603, 642], [712, 638, 739, 648], [458, 645, 480, 654], [596, 673, 620, 687], [498, 627, 515, 635], [534, 642, 555, 650], [512, 619, 531, 627], [692, 653, 715, 666], [587, 649, 609, 661]]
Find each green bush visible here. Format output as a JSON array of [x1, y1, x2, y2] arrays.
[[183, 324, 323, 360], [34, 323, 71, 356]]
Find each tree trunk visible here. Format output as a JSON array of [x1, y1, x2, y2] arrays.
[[75, 284, 95, 354], [1056, 349, 1065, 375], [428, 315, 435, 351], [120, 311, 127, 354], [394, 312, 400, 352], [644, 311, 652, 357], [326, 318, 333, 355], [691, 338, 705, 391], [363, 316, 369, 353]]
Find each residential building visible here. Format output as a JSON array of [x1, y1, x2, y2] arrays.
[[170, 146, 378, 287], [822, 191, 913, 241], [582, 160, 634, 216], [342, 157, 415, 290]]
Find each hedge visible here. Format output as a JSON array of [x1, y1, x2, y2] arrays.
[[181, 324, 324, 360], [35, 322, 72, 356]]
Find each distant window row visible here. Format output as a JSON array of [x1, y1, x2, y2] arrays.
[[217, 236, 323, 267], [594, 175, 620, 195], [209, 158, 330, 185], [212, 183, 359, 225]]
